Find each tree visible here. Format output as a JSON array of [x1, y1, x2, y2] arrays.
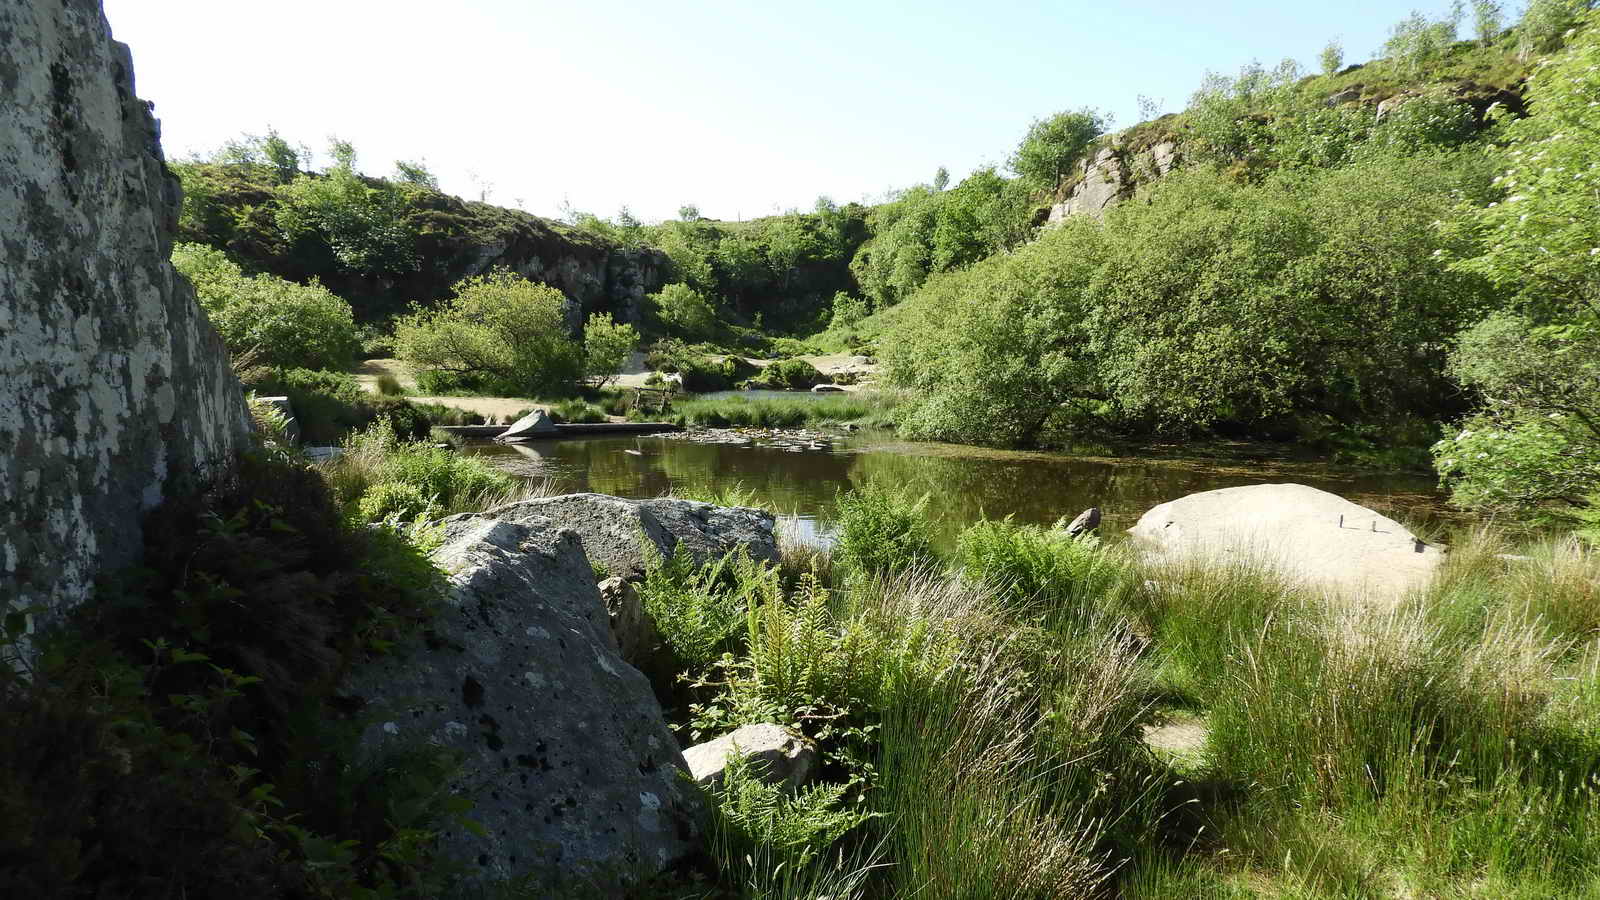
[[1471, 0, 1504, 44], [1384, 6, 1462, 75], [829, 292, 869, 330], [650, 283, 722, 341], [275, 139, 418, 275], [393, 159, 438, 189], [393, 271, 583, 396], [1008, 108, 1108, 190], [215, 127, 309, 185], [1519, 0, 1592, 57], [172, 243, 360, 371], [1320, 38, 1345, 75], [1437, 13, 1600, 514], [583, 313, 639, 387]]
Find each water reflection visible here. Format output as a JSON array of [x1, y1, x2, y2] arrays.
[[464, 431, 1453, 548]]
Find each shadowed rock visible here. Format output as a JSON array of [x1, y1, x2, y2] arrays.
[[342, 515, 700, 892]]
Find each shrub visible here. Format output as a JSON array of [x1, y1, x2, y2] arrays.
[[0, 446, 448, 896], [745, 358, 826, 390], [394, 270, 584, 397], [328, 423, 519, 523], [375, 373, 403, 396], [640, 546, 779, 672], [831, 483, 936, 581], [173, 243, 360, 371], [956, 518, 1132, 624], [583, 312, 639, 388], [650, 282, 723, 342]]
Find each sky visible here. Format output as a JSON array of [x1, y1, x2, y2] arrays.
[[102, 0, 1469, 223]]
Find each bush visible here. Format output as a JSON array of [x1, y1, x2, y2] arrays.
[[831, 483, 936, 581], [956, 518, 1131, 624], [245, 368, 368, 444], [650, 282, 723, 342], [173, 243, 360, 371], [394, 270, 584, 397], [0, 447, 448, 896], [583, 312, 638, 388], [744, 358, 826, 390], [331, 424, 518, 524]]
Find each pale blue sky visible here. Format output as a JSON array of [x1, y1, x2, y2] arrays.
[[103, 0, 1474, 222]]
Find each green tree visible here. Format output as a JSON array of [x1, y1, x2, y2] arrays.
[[172, 243, 360, 371], [1008, 108, 1108, 190], [393, 270, 583, 396], [583, 313, 639, 387], [1320, 38, 1345, 75], [650, 283, 722, 341], [215, 127, 309, 185], [275, 139, 418, 275], [1437, 13, 1600, 514], [1471, 0, 1504, 44], [829, 292, 869, 330], [1519, 0, 1592, 57], [1432, 314, 1600, 510], [392, 159, 438, 189], [1384, 5, 1462, 75]]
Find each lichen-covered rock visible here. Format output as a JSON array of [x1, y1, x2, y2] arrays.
[[0, 1, 252, 641], [683, 724, 818, 792], [454, 493, 779, 580], [341, 515, 700, 892]]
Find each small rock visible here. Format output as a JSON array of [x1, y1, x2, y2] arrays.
[[500, 408, 556, 440], [683, 723, 818, 791], [811, 384, 846, 393], [1063, 507, 1101, 537]]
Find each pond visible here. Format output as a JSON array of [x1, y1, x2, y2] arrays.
[[462, 429, 1454, 548]]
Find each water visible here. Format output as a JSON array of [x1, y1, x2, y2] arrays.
[[462, 430, 1453, 548]]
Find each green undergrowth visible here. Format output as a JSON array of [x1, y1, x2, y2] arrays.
[[642, 480, 1600, 898], [669, 391, 900, 430], [0, 440, 461, 898]]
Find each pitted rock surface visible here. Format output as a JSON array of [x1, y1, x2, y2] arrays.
[[454, 493, 779, 579], [342, 515, 700, 891], [1, 0, 251, 642]]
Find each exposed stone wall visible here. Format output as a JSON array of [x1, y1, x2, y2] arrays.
[[1046, 140, 1181, 223], [1, 1, 252, 634]]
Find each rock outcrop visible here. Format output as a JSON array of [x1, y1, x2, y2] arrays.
[[683, 723, 819, 792], [342, 514, 701, 892], [1127, 483, 1443, 602], [1046, 140, 1181, 223], [452, 493, 780, 580], [1, 1, 252, 640]]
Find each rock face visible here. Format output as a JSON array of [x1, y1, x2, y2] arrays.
[[1, 1, 252, 638], [454, 493, 780, 580], [597, 575, 664, 666], [1127, 483, 1443, 602], [342, 515, 701, 891], [1046, 140, 1181, 223], [684, 723, 819, 792]]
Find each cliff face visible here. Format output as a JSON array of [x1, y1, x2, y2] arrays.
[[1, 1, 252, 638], [176, 164, 671, 326]]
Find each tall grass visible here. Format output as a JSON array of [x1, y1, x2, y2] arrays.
[[319, 421, 522, 523]]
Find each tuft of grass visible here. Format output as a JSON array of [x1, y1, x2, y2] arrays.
[[321, 421, 519, 523]]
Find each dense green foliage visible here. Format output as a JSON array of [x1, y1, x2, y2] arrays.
[[885, 152, 1496, 445], [174, 243, 360, 371], [0, 444, 454, 897], [1434, 11, 1600, 520], [394, 271, 584, 396], [1009, 108, 1108, 189], [581, 312, 638, 387]]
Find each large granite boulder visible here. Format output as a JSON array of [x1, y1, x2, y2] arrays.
[[454, 493, 779, 580], [342, 515, 700, 892], [1127, 483, 1443, 602], [1, 0, 253, 646]]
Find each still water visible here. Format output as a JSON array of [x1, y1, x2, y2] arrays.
[[463, 430, 1451, 548]]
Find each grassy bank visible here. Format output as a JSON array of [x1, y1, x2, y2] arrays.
[[667, 390, 901, 429], [640, 486, 1600, 898]]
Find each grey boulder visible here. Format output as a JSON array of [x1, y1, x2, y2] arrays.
[[598, 575, 665, 667], [456, 493, 779, 580], [500, 408, 556, 440], [683, 723, 818, 792], [341, 515, 700, 892]]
